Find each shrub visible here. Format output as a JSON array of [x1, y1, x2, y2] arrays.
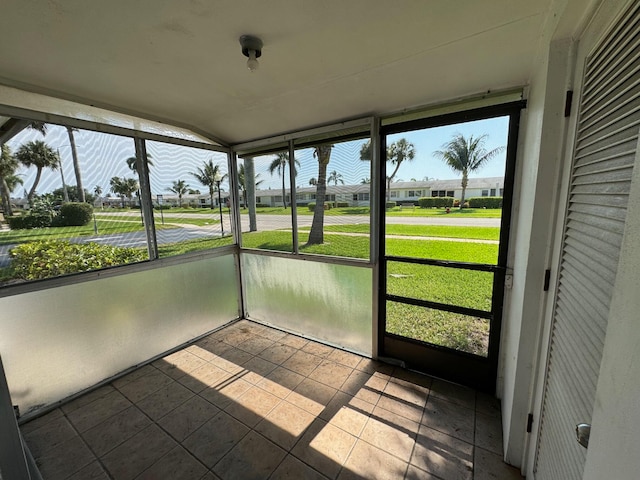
[[468, 196, 502, 208], [155, 204, 172, 210], [307, 202, 332, 211], [385, 201, 397, 209], [336, 202, 350, 208], [256, 203, 271, 208], [55, 202, 93, 226], [453, 200, 470, 208], [9, 240, 147, 281], [418, 197, 454, 208]]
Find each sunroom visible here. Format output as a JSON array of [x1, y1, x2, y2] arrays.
[[1, 1, 640, 479]]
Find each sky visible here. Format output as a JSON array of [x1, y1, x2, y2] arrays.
[[5, 115, 509, 198]]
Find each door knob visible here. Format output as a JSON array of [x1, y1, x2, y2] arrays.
[[576, 423, 591, 448]]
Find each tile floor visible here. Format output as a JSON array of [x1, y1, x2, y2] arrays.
[[21, 320, 523, 480]]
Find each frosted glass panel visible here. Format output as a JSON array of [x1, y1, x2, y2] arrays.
[[242, 253, 372, 355], [0, 254, 238, 415]]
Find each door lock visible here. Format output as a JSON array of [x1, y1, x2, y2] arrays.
[[576, 423, 591, 448]]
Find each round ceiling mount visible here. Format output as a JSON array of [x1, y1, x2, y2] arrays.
[[239, 35, 263, 59]]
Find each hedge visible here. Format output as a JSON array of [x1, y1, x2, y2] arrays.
[[55, 202, 93, 226], [418, 197, 454, 208], [307, 202, 333, 211], [467, 196, 502, 208], [9, 240, 147, 281]]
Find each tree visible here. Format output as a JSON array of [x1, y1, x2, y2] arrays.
[[309, 177, 317, 186], [307, 144, 333, 245], [109, 176, 138, 207], [0, 145, 21, 215], [190, 159, 224, 210], [15, 140, 60, 204], [238, 163, 263, 208], [433, 133, 504, 208], [360, 138, 416, 201], [51, 185, 94, 204], [28, 121, 48, 136], [66, 127, 85, 202], [167, 179, 189, 207], [94, 185, 103, 209], [327, 170, 344, 186], [361, 177, 370, 184], [268, 152, 299, 209], [126, 154, 153, 174]]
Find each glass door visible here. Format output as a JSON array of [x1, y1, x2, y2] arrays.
[[378, 103, 523, 392]]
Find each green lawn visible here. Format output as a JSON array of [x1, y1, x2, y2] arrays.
[[235, 206, 502, 218], [300, 223, 500, 240]]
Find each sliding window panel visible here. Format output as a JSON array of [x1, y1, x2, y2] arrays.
[[294, 139, 371, 259], [1, 123, 149, 287], [239, 152, 294, 253], [145, 141, 233, 257], [242, 253, 372, 355]]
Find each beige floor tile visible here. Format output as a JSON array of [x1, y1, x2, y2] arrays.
[[287, 378, 337, 416], [386, 375, 430, 404], [213, 431, 286, 480], [280, 333, 309, 349], [410, 425, 473, 480], [135, 445, 208, 480], [20, 407, 64, 435], [184, 343, 220, 362], [217, 347, 254, 370], [282, 350, 324, 376], [340, 370, 385, 405], [157, 395, 219, 441], [115, 368, 174, 404], [404, 464, 441, 480], [200, 376, 253, 409], [270, 454, 329, 480], [34, 435, 96, 480], [473, 447, 523, 480], [225, 385, 282, 427], [257, 366, 305, 398], [67, 460, 110, 480], [421, 396, 475, 444], [390, 369, 433, 389], [136, 381, 194, 420], [61, 385, 116, 414], [327, 349, 363, 369], [430, 379, 476, 410], [236, 335, 276, 355], [255, 400, 316, 450], [101, 424, 176, 480], [178, 363, 232, 393], [219, 328, 251, 347], [82, 406, 151, 456], [360, 406, 419, 462], [377, 393, 424, 424], [111, 365, 156, 389], [258, 342, 298, 365], [256, 325, 288, 342], [309, 360, 354, 389], [476, 392, 501, 418], [154, 349, 208, 379], [377, 380, 428, 423], [338, 439, 408, 480], [183, 411, 250, 468], [67, 389, 132, 432], [319, 392, 373, 437], [302, 341, 336, 358], [240, 356, 278, 385], [23, 414, 77, 458], [292, 419, 358, 479], [355, 358, 395, 376], [475, 413, 503, 455]]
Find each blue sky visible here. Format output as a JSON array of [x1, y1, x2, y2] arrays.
[[6, 115, 509, 197]]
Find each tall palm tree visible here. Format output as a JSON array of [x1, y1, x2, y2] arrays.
[[238, 163, 262, 208], [360, 138, 416, 201], [0, 145, 20, 215], [327, 170, 344, 186], [110, 176, 138, 208], [190, 159, 224, 210], [126, 154, 153, 174], [94, 185, 103, 209], [15, 140, 59, 204], [66, 126, 85, 202], [307, 144, 333, 245], [268, 152, 299, 209], [167, 179, 189, 207], [433, 134, 504, 208], [28, 121, 48, 136]]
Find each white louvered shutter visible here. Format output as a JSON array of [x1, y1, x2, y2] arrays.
[[535, 1, 640, 478]]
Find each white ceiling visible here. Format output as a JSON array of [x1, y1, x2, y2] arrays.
[[0, 0, 555, 144]]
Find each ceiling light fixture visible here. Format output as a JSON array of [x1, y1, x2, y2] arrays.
[[239, 35, 263, 72]]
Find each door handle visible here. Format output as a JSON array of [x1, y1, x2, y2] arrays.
[[576, 423, 591, 448]]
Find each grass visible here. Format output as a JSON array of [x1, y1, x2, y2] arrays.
[[235, 206, 502, 218], [300, 223, 500, 240], [0, 221, 148, 245]]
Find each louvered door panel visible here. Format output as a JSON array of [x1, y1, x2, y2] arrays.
[[535, 1, 640, 478]]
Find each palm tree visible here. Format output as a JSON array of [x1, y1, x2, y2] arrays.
[[94, 185, 103, 209], [361, 177, 371, 184], [268, 152, 299, 209], [327, 170, 344, 186], [238, 163, 262, 209], [0, 145, 20, 215], [167, 179, 189, 207], [15, 140, 60, 204], [309, 177, 317, 186], [28, 121, 48, 136], [360, 138, 416, 201], [307, 144, 333, 245], [126, 154, 153, 174], [433, 134, 504, 208], [66, 126, 85, 202], [109, 176, 138, 207], [191, 159, 224, 210]]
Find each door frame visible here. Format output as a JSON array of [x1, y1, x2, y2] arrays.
[[377, 101, 525, 392]]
